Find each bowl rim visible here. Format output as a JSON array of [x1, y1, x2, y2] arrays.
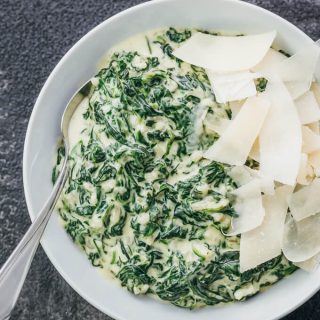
[[22, 0, 318, 319]]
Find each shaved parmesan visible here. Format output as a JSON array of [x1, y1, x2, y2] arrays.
[[228, 166, 253, 186], [203, 113, 230, 135], [227, 179, 264, 236], [204, 96, 270, 165], [277, 44, 320, 99], [309, 150, 320, 169], [249, 139, 260, 162], [302, 125, 320, 153], [297, 153, 314, 185], [282, 213, 320, 262], [173, 31, 276, 73], [259, 76, 302, 185], [295, 91, 320, 125], [298, 260, 319, 272], [307, 122, 320, 134], [312, 82, 320, 105], [240, 186, 292, 272], [252, 48, 287, 74], [229, 100, 244, 119], [288, 178, 320, 221], [206, 71, 259, 103], [228, 165, 274, 195], [294, 253, 320, 272], [247, 168, 275, 195]]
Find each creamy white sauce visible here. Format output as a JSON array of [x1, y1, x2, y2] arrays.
[[68, 97, 90, 149], [98, 29, 164, 70]]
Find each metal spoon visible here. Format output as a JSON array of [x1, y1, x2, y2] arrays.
[[0, 80, 93, 320]]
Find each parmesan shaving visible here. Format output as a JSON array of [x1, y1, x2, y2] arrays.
[[203, 113, 230, 135], [294, 253, 320, 272], [228, 165, 274, 195], [277, 44, 320, 99], [297, 153, 314, 185], [307, 121, 320, 134], [296, 261, 318, 272], [249, 139, 260, 162], [204, 96, 270, 165], [295, 91, 320, 125], [206, 71, 259, 103], [259, 76, 302, 185], [309, 150, 320, 169], [227, 179, 264, 236], [312, 82, 320, 105], [252, 48, 287, 74], [173, 31, 276, 73], [240, 186, 292, 272], [229, 100, 244, 119], [282, 213, 320, 262], [228, 166, 252, 186], [246, 168, 275, 195], [302, 125, 320, 154], [288, 178, 320, 221]]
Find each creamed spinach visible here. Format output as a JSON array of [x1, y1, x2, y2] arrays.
[[53, 28, 297, 309]]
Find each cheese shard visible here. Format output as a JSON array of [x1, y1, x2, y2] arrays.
[[206, 71, 259, 103], [228, 166, 252, 186], [227, 179, 265, 236], [277, 44, 320, 99], [282, 213, 320, 262], [229, 100, 244, 119], [294, 253, 320, 272], [249, 139, 260, 162], [228, 165, 274, 195], [240, 186, 292, 272], [295, 91, 320, 125], [307, 121, 320, 134], [309, 150, 320, 169], [288, 178, 320, 221], [203, 113, 230, 136], [297, 153, 314, 185], [204, 96, 270, 166], [312, 82, 320, 105], [173, 31, 276, 73], [252, 48, 287, 74], [247, 168, 275, 195], [302, 126, 320, 154], [259, 76, 302, 185]]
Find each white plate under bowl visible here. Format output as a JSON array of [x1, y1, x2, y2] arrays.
[[23, 0, 320, 319]]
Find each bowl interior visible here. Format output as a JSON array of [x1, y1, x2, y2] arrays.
[[23, 0, 319, 319]]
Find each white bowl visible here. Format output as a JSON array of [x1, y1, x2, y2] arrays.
[[23, 0, 319, 319]]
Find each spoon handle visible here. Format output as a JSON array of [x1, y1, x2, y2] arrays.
[[0, 152, 68, 320]]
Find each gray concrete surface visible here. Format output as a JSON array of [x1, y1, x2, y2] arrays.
[[0, 0, 319, 319]]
